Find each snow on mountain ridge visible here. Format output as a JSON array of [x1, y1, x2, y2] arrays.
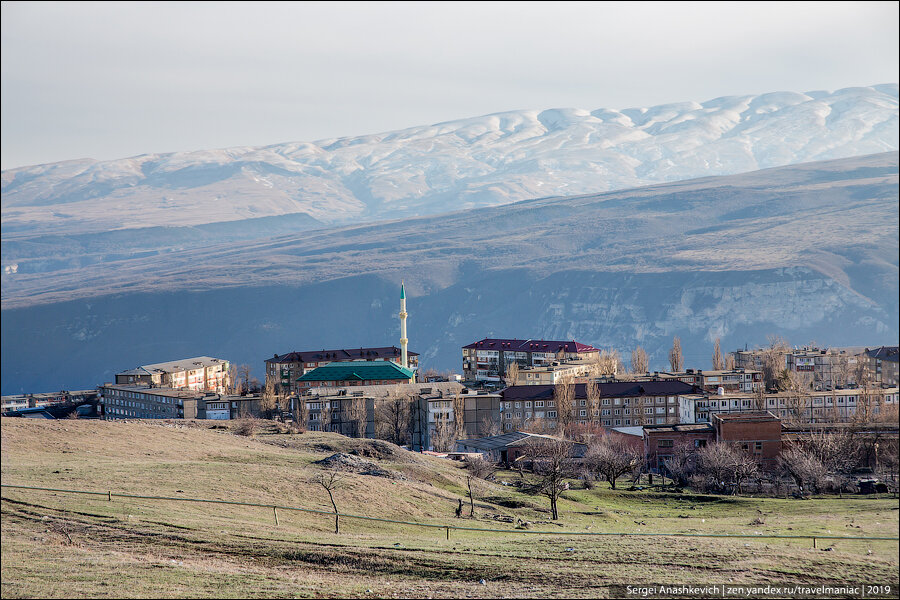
[[2, 85, 897, 235]]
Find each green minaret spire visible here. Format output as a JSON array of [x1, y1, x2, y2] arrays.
[[400, 281, 406, 300]]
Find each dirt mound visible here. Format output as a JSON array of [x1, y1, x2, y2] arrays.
[[315, 453, 407, 480], [312, 437, 423, 464]]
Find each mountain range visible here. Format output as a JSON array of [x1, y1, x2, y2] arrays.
[[0, 85, 898, 394]]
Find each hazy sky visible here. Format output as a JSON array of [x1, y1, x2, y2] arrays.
[[1, 1, 898, 170]]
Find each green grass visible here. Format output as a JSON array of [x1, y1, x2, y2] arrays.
[[2, 418, 898, 598]]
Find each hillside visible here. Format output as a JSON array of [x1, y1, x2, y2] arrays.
[[1, 152, 897, 393], [2, 419, 898, 598]]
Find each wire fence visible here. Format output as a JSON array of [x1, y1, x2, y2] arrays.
[[3, 483, 899, 547]]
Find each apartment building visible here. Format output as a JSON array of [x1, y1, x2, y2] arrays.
[[691, 387, 898, 423], [462, 338, 601, 382], [499, 381, 699, 431], [862, 346, 899, 386], [732, 346, 863, 390], [115, 356, 230, 393], [511, 359, 596, 385], [100, 384, 208, 419], [636, 369, 762, 393], [265, 346, 419, 395]]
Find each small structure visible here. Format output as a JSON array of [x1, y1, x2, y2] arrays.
[[455, 431, 586, 465]]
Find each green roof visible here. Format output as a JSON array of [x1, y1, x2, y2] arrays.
[[297, 360, 415, 383]]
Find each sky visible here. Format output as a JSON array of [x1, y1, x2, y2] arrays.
[[1, 1, 898, 170]]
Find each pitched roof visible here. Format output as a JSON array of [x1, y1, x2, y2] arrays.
[[266, 346, 417, 364], [296, 360, 415, 382], [502, 380, 696, 401], [865, 346, 899, 363], [462, 338, 599, 353]]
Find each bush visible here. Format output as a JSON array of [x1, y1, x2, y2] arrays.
[[233, 419, 259, 437]]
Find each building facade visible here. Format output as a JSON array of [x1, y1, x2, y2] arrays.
[[462, 338, 601, 382], [862, 346, 899, 386], [265, 347, 419, 395], [115, 356, 230, 393]]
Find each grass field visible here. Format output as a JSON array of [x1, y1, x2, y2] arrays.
[[2, 418, 898, 598]]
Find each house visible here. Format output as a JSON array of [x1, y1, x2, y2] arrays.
[[643, 411, 782, 472], [115, 356, 230, 393], [455, 432, 587, 465], [296, 360, 416, 391], [266, 346, 419, 395], [462, 338, 601, 382]]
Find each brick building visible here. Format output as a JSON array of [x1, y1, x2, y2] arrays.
[[462, 338, 601, 382]]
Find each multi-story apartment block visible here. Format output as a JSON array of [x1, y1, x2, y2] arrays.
[[499, 381, 699, 431], [115, 356, 231, 393], [733, 346, 864, 390], [862, 346, 899, 386], [100, 383, 263, 420], [462, 338, 601, 382], [691, 387, 898, 424], [265, 346, 419, 395], [634, 369, 762, 393], [511, 359, 596, 385]]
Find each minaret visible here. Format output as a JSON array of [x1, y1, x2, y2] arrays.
[[399, 281, 409, 369]]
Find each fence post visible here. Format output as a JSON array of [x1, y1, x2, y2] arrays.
[[446, 526, 450, 540], [813, 537, 817, 549], [273, 506, 279, 526], [108, 490, 112, 502]]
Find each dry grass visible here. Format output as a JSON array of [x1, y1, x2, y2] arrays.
[[2, 418, 898, 598]]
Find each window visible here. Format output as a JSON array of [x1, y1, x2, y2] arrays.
[[754, 441, 763, 451], [658, 439, 674, 448], [694, 439, 706, 448], [548, 411, 557, 418], [579, 410, 586, 417], [645, 407, 653, 414], [602, 399, 610, 405], [535, 401, 544, 407], [614, 409, 621, 415]]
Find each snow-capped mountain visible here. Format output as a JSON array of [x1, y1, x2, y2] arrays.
[[2, 85, 897, 236]]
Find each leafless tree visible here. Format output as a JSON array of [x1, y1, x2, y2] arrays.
[[553, 376, 576, 436], [832, 354, 851, 389], [261, 377, 279, 420], [752, 385, 767, 411], [312, 469, 345, 533], [761, 335, 790, 391], [374, 388, 413, 445], [431, 412, 456, 452], [526, 438, 576, 520], [630, 346, 649, 375], [584, 436, 641, 489], [237, 364, 252, 395], [695, 443, 738, 493], [664, 442, 698, 487], [668, 337, 684, 372], [778, 446, 826, 496], [586, 381, 602, 426], [346, 397, 367, 438], [464, 456, 497, 517], [712, 338, 725, 371], [480, 414, 502, 438], [224, 363, 238, 394], [724, 353, 736, 371], [320, 399, 332, 433], [452, 390, 467, 441], [783, 371, 813, 424], [293, 396, 309, 432], [504, 362, 520, 387], [594, 350, 619, 378]]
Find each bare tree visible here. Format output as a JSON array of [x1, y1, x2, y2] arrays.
[[375, 388, 413, 445], [584, 436, 641, 489], [452, 390, 467, 441], [712, 338, 725, 371], [553, 376, 576, 436], [664, 442, 698, 487], [464, 456, 497, 517], [237, 364, 252, 395], [630, 346, 649, 375], [832, 354, 851, 389], [594, 350, 619, 378], [313, 469, 345, 533], [261, 377, 278, 420], [293, 396, 309, 432], [783, 371, 813, 424], [346, 397, 367, 438], [526, 438, 576, 520], [224, 363, 238, 394], [504, 362, 520, 387], [668, 337, 684, 372], [586, 381, 602, 426], [479, 414, 502, 438], [319, 399, 332, 433], [431, 412, 455, 452], [761, 336, 790, 391], [778, 446, 826, 496], [725, 353, 736, 371]]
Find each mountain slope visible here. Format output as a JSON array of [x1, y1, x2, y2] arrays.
[[2, 85, 896, 242], [1, 153, 896, 393]]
